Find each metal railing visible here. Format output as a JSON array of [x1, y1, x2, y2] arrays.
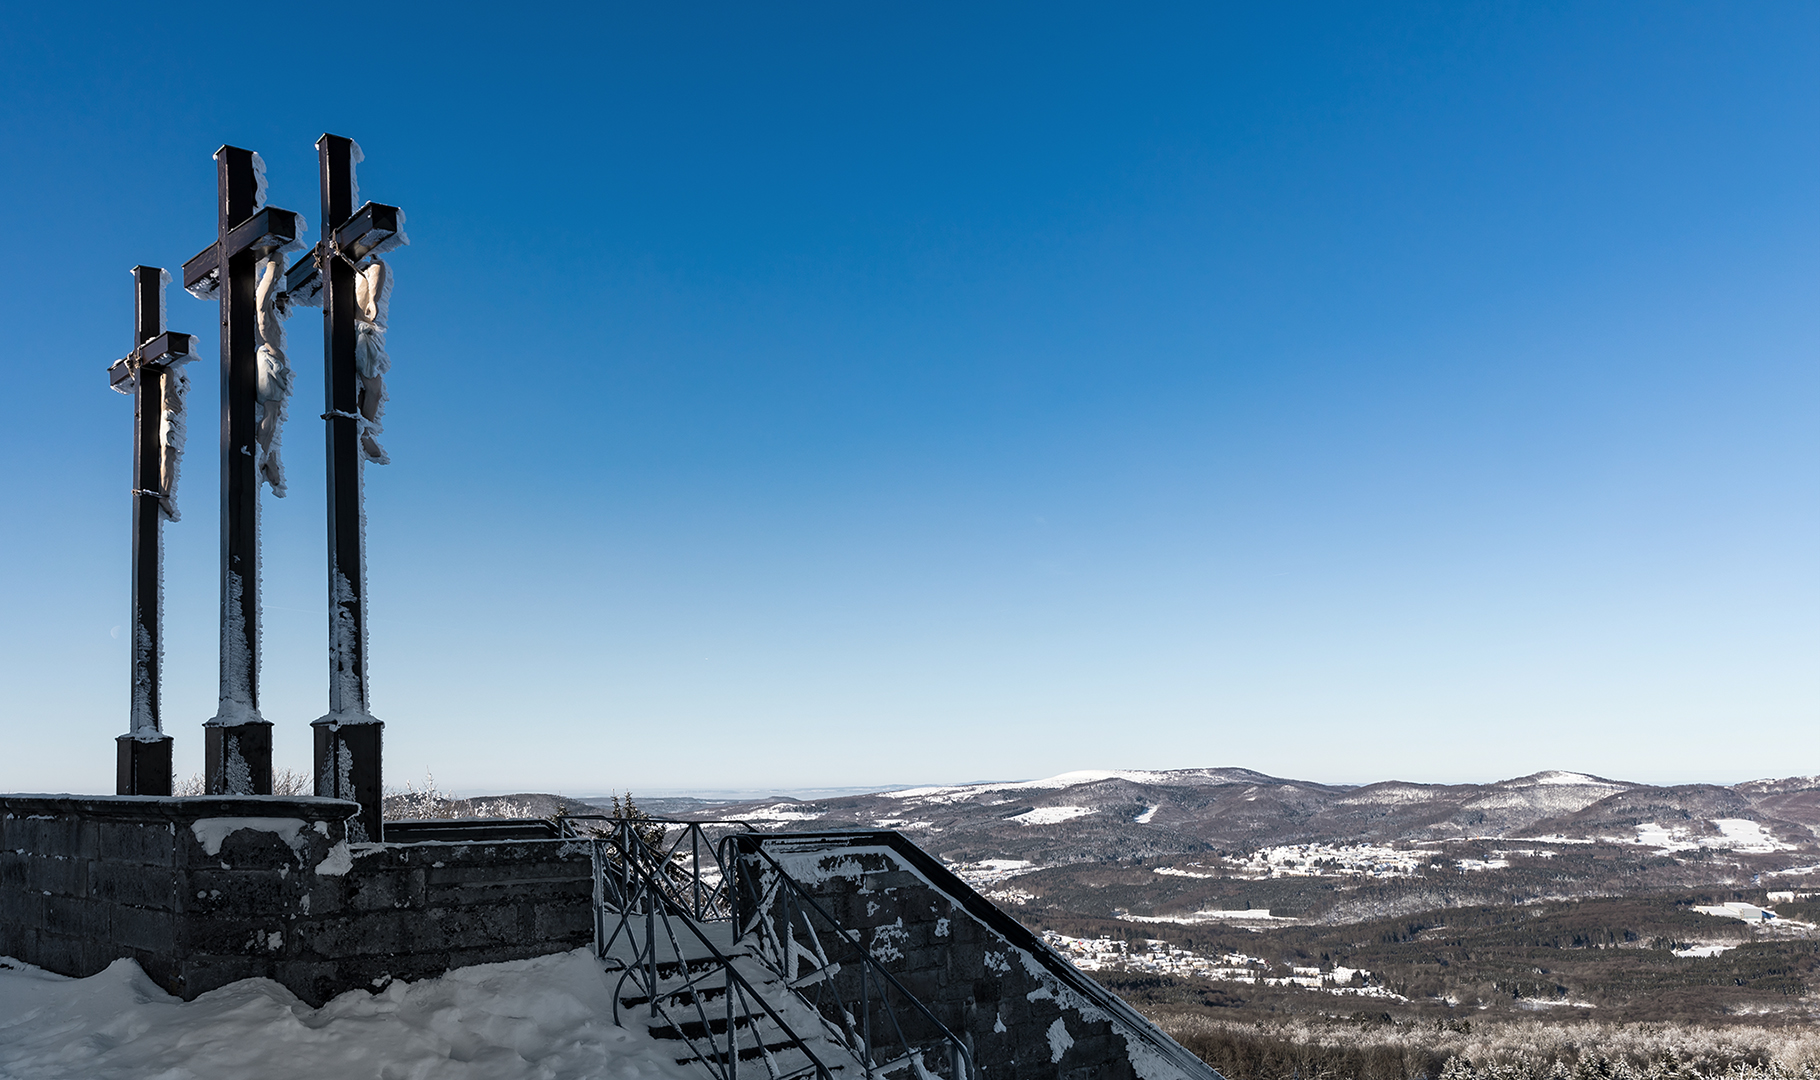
[[576, 817, 973, 1080], [582, 818, 836, 1080], [561, 815, 754, 924], [729, 837, 975, 1080]]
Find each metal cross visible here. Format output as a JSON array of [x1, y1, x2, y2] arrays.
[[106, 267, 196, 796], [284, 134, 406, 840], [181, 145, 304, 795]]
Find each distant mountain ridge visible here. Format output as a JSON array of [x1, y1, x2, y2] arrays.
[[653, 767, 1820, 866]]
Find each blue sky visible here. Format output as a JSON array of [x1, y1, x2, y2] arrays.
[[2, 3, 1815, 796]]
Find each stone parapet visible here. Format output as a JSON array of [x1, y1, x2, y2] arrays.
[[739, 831, 1220, 1080], [0, 795, 593, 1005]]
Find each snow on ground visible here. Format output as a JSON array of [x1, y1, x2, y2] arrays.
[[869, 819, 933, 830], [1134, 804, 1160, 824], [1120, 908, 1294, 925], [1625, 819, 1794, 854], [1044, 933, 1406, 1000], [889, 770, 1171, 802], [1518, 771, 1617, 787], [1009, 805, 1095, 826], [0, 950, 696, 1080], [1674, 944, 1739, 958], [1234, 842, 1427, 879], [723, 803, 825, 823]]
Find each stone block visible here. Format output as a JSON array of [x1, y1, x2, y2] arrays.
[[348, 870, 409, 912], [299, 879, 346, 916], [182, 868, 294, 916], [26, 930, 91, 979], [0, 851, 30, 891], [421, 857, 585, 888], [90, 860, 178, 910], [427, 876, 588, 909], [96, 820, 178, 866], [179, 915, 289, 958], [5, 814, 81, 856], [44, 895, 108, 939], [531, 898, 593, 941], [295, 911, 405, 958], [406, 903, 517, 952]]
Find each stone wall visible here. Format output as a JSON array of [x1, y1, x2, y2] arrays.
[[0, 795, 594, 1005], [741, 831, 1220, 1080]]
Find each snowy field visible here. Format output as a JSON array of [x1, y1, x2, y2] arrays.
[[0, 950, 695, 1080]]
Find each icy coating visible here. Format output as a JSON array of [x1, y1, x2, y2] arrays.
[[213, 570, 260, 724], [328, 570, 366, 715]]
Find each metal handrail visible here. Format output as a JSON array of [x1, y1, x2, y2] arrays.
[[589, 830, 837, 1080], [727, 836, 975, 1080], [562, 815, 757, 924]]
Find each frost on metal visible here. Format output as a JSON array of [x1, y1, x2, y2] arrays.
[[347, 139, 365, 210], [328, 570, 368, 716], [129, 621, 158, 736], [251, 151, 269, 213], [253, 251, 294, 496], [214, 570, 260, 725]]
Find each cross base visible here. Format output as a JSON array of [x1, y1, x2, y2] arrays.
[[204, 720, 273, 795], [116, 733, 173, 796], [313, 715, 383, 842]]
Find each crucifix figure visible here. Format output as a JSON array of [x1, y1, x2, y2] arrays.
[[284, 134, 407, 840], [106, 267, 196, 796], [182, 146, 306, 795]]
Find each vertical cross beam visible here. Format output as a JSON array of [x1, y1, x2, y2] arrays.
[[182, 145, 297, 794], [110, 267, 194, 795], [310, 133, 390, 841]]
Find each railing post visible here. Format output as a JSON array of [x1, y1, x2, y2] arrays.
[[591, 839, 604, 960], [727, 971, 738, 1080], [646, 882, 658, 1020], [692, 825, 703, 919], [862, 960, 873, 1078]]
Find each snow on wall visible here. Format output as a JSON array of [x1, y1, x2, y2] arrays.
[[190, 817, 309, 858]]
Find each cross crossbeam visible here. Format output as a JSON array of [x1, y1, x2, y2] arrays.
[[182, 207, 306, 297]]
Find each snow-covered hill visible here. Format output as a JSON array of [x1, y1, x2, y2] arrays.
[[665, 767, 1820, 867]]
